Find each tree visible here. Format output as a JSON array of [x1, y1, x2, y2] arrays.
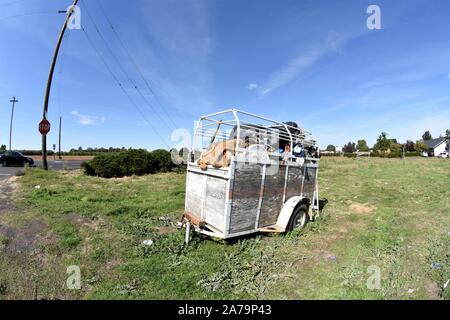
[[405, 140, 415, 152], [415, 140, 428, 153], [326, 145, 336, 152], [446, 129, 450, 139], [373, 132, 391, 153], [342, 142, 356, 153], [422, 131, 433, 141], [356, 139, 369, 152], [390, 142, 402, 156], [0, 144, 6, 152]]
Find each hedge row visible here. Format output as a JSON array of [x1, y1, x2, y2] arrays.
[[322, 151, 422, 158], [82, 149, 175, 178]]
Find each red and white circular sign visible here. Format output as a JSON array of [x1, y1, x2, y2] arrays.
[[39, 119, 51, 135]]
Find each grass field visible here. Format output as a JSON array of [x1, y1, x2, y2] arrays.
[[0, 157, 448, 300]]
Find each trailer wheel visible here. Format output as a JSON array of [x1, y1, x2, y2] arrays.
[[287, 204, 308, 231]]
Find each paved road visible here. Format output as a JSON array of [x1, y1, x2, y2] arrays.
[[0, 160, 85, 181]]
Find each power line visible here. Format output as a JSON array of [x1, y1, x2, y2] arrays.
[[95, 0, 178, 129], [0, 11, 56, 22], [57, 32, 70, 118], [80, 0, 177, 133], [81, 25, 171, 148]]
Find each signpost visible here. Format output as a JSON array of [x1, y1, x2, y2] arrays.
[[39, 119, 51, 135], [41, 0, 79, 170]]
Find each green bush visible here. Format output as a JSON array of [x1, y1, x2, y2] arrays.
[[343, 153, 357, 158], [82, 149, 174, 178], [405, 152, 421, 157]]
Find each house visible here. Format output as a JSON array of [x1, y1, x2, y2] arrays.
[[424, 137, 449, 157]]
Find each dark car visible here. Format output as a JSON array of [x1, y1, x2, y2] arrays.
[[0, 151, 34, 167]]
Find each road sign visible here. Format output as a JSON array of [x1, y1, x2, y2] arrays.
[[39, 119, 51, 135]]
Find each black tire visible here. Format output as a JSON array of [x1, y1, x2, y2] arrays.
[[287, 204, 309, 231], [2, 161, 7, 167]]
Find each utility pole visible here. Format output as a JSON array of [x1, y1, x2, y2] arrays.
[[9, 96, 18, 151], [41, 0, 79, 170], [58, 116, 62, 159]]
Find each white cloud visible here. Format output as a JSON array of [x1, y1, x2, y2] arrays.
[[71, 111, 105, 126], [261, 46, 326, 95], [259, 33, 354, 95], [248, 83, 258, 90]]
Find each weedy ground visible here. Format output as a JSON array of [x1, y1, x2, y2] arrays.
[[0, 157, 448, 300]]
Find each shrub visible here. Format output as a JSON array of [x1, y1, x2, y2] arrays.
[[83, 149, 175, 178], [343, 153, 357, 158], [405, 152, 421, 157]]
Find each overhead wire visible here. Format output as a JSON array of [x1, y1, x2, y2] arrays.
[[94, 0, 178, 129], [81, 25, 171, 148], [80, 0, 177, 133]]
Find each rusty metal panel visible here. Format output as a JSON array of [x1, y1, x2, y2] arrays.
[[228, 163, 263, 234], [286, 165, 304, 200], [258, 165, 286, 227], [302, 165, 317, 199]]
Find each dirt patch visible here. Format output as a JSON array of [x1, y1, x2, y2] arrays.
[[349, 203, 374, 214], [66, 213, 101, 231], [310, 249, 338, 262], [424, 280, 441, 300], [155, 226, 174, 234], [0, 177, 18, 214], [0, 219, 46, 256]]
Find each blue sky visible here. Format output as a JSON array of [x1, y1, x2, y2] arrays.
[[0, 0, 449, 151]]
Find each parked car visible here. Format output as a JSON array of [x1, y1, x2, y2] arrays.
[[438, 151, 449, 158], [421, 152, 429, 157], [0, 151, 34, 167]]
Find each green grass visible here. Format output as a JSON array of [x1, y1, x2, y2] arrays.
[[0, 157, 448, 300]]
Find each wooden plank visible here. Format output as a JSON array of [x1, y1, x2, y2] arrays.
[[185, 171, 204, 220], [204, 176, 227, 231], [183, 211, 205, 227]]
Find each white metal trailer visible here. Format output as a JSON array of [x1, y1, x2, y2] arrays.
[[181, 109, 320, 242]]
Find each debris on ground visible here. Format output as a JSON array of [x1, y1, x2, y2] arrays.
[[444, 279, 450, 289], [407, 289, 415, 294], [159, 216, 172, 224], [431, 262, 441, 270], [117, 279, 139, 295], [142, 239, 154, 246], [34, 185, 41, 189]]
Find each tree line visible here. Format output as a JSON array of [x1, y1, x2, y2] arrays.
[[325, 129, 450, 156]]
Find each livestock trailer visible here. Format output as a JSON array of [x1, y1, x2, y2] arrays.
[[181, 109, 320, 242]]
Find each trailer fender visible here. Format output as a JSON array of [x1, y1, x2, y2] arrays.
[[276, 196, 309, 231]]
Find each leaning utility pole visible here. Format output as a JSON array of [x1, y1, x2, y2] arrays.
[[58, 116, 62, 159], [9, 96, 18, 151], [41, 0, 78, 170]]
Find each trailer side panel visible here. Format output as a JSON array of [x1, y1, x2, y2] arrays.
[[258, 165, 286, 227], [228, 162, 263, 234]]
